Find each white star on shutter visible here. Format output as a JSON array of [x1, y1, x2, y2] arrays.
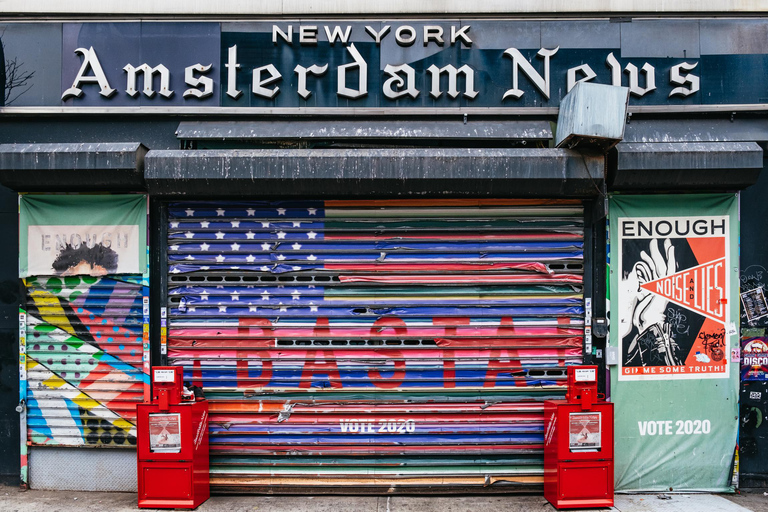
[[249, 306, 258, 312], [231, 243, 241, 251], [277, 231, 286, 239], [231, 291, 240, 301], [200, 243, 210, 251], [170, 221, 180, 228], [200, 266, 210, 270], [171, 246, 179, 251], [231, 221, 240, 228], [292, 221, 302, 227], [261, 243, 271, 251], [215, 232, 225, 240], [246, 255, 256, 263], [261, 290, 270, 300], [185, 209, 195, 217], [200, 221, 210, 228], [246, 209, 256, 216], [246, 231, 255, 239], [215, 254, 225, 263], [185, 232, 195, 239], [291, 290, 301, 300], [307, 231, 317, 239], [218, 306, 227, 312], [277, 254, 286, 261], [200, 291, 209, 300], [307, 255, 317, 261], [188, 306, 196, 313], [292, 243, 302, 250], [171, 268, 180, 274], [260, 266, 270, 272], [185, 255, 195, 260], [277, 208, 287, 215], [279, 306, 288, 312], [308, 208, 317, 215], [216, 209, 225, 216], [310, 305, 319, 312], [261, 221, 270, 228]]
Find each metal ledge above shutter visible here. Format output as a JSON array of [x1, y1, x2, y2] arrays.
[[610, 142, 763, 191], [175, 120, 553, 142], [145, 148, 605, 198], [0, 143, 147, 192]]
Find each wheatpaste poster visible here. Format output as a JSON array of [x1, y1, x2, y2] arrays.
[[618, 215, 730, 380], [19, 195, 147, 277], [609, 194, 739, 492]]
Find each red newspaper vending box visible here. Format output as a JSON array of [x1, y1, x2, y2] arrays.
[[544, 366, 614, 509], [137, 367, 209, 509]]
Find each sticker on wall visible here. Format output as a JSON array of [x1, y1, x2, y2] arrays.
[[742, 337, 768, 381], [19, 195, 147, 277], [618, 215, 730, 380], [741, 287, 768, 324]]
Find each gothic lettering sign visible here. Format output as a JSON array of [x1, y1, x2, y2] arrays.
[[0, 20, 766, 109]]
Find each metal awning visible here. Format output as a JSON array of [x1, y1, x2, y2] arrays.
[[144, 148, 604, 197], [610, 141, 763, 191], [623, 119, 768, 144], [175, 120, 553, 142], [0, 143, 147, 191]]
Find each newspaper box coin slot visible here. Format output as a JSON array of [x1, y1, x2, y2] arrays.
[[544, 365, 614, 509], [137, 366, 209, 509]]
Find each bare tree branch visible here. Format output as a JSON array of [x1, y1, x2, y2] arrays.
[[1, 33, 36, 106]]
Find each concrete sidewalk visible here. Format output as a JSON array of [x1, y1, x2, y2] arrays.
[[1, 487, 768, 512]]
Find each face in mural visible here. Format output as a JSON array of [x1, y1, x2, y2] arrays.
[[621, 238, 683, 367], [51, 242, 119, 276]]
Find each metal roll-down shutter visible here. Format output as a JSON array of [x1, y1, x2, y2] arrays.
[[24, 275, 146, 446], [166, 199, 584, 493]]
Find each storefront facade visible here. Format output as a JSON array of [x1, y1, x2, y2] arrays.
[[0, 6, 766, 493]]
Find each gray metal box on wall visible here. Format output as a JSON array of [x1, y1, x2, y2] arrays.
[[555, 82, 630, 152]]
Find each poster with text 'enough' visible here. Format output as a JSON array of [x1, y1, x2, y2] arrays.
[[618, 215, 730, 381], [609, 194, 739, 492]]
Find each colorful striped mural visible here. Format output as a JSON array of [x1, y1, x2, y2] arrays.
[[167, 199, 585, 491], [23, 275, 148, 446]]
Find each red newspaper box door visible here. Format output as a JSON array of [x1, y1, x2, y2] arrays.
[[137, 367, 210, 509], [544, 366, 614, 509]]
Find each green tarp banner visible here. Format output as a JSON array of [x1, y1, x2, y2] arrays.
[[20, 195, 147, 278], [609, 194, 739, 492]]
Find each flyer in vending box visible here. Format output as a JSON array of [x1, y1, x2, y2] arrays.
[[148, 413, 182, 453], [569, 412, 601, 451]]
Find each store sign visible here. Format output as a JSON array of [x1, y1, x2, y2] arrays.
[[2, 20, 766, 109], [60, 24, 700, 105]]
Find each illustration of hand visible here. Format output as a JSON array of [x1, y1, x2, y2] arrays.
[[624, 238, 682, 366], [632, 238, 675, 334]]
